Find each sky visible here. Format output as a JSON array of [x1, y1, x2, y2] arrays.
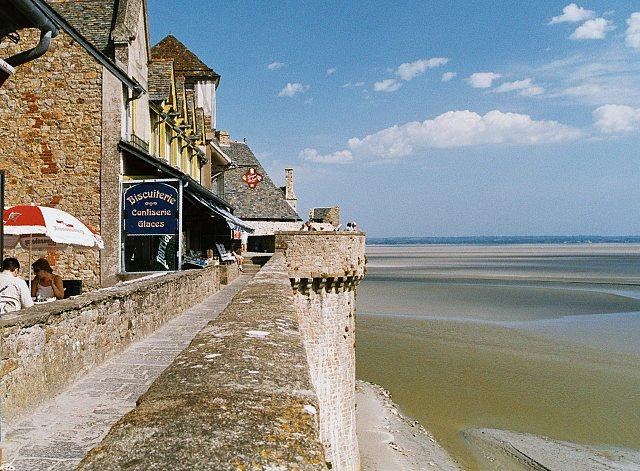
[[149, 1, 640, 237]]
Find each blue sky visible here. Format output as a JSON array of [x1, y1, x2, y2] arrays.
[[149, 1, 640, 237]]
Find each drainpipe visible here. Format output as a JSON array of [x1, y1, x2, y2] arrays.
[[0, 0, 59, 86]]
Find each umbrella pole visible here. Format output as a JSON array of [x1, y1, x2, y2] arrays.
[[28, 234, 32, 292]]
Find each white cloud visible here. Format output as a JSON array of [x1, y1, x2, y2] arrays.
[[467, 72, 502, 88], [268, 61, 284, 70], [298, 110, 582, 164], [299, 148, 353, 164], [277, 82, 308, 97], [395, 57, 449, 81], [346, 110, 581, 158], [570, 18, 615, 40], [593, 104, 640, 133], [354, 81, 365, 87], [494, 78, 534, 92], [326, 67, 337, 75], [549, 3, 595, 24], [493, 78, 545, 96], [626, 12, 640, 50], [341, 82, 352, 88], [373, 78, 402, 92], [520, 85, 545, 96], [441, 72, 457, 82]]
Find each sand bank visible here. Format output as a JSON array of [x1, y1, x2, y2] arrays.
[[463, 428, 640, 470], [355, 380, 460, 470]]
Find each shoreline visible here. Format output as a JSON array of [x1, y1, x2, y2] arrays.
[[355, 380, 461, 470]]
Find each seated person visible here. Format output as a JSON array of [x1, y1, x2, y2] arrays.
[[31, 258, 64, 300], [0, 258, 34, 314]]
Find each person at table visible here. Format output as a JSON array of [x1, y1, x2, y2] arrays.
[[0, 258, 34, 314], [31, 258, 64, 300]]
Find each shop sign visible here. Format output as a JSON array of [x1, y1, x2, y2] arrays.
[[242, 168, 264, 188], [123, 182, 179, 235]]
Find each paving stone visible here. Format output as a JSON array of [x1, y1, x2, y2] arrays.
[[2, 276, 250, 468]]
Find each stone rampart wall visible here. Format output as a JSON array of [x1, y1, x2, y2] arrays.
[[78, 254, 327, 470], [0, 267, 220, 427], [277, 231, 366, 470], [277, 231, 366, 279]]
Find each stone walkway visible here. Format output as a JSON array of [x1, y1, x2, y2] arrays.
[[1, 275, 250, 471]]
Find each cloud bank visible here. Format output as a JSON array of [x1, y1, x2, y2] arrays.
[[302, 110, 582, 164]]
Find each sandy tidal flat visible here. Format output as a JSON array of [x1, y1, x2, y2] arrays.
[[356, 380, 460, 471]]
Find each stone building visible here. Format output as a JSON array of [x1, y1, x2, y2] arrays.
[[214, 140, 302, 252], [0, 0, 250, 288], [309, 206, 341, 228]]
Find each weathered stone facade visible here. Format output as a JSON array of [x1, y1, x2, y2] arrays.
[[0, 29, 103, 286], [0, 266, 220, 427]]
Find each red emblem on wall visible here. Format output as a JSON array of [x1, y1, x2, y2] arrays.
[[242, 167, 264, 189]]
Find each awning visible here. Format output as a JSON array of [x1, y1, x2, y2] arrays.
[[186, 192, 254, 233]]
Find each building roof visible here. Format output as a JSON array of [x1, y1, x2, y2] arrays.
[[221, 142, 301, 221], [151, 34, 219, 81], [51, 0, 118, 56], [148, 60, 173, 102]]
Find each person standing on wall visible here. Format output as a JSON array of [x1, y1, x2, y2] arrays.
[[0, 258, 34, 314]]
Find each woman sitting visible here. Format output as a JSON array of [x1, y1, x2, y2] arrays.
[[31, 258, 64, 300]]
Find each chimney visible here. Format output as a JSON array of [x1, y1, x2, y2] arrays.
[[215, 130, 230, 147], [284, 167, 297, 211]]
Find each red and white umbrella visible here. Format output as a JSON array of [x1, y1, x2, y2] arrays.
[[2, 205, 103, 286]]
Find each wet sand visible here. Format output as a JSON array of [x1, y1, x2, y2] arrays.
[[356, 380, 460, 470], [356, 244, 640, 470]]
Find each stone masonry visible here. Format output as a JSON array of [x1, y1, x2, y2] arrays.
[[278, 231, 366, 470], [75, 232, 366, 470], [0, 266, 220, 427], [78, 253, 327, 470], [0, 28, 104, 287]]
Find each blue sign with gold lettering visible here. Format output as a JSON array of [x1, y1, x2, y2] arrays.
[[123, 182, 179, 235]]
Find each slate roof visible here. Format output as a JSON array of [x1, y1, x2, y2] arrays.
[[151, 34, 219, 81], [148, 60, 173, 102], [221, 142, 301, 221], [51, 0, 118, 56]]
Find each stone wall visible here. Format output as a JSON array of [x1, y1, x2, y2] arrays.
[[78, 254, 327, 470], [278, 231, 366, 470], [0, 266, 220, 427], [0, 29, 103, 288], [218, 262, 239, 285], [78, 232, 366, 470]]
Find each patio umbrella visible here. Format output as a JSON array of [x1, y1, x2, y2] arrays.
[[2, 205, 103, 288]]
